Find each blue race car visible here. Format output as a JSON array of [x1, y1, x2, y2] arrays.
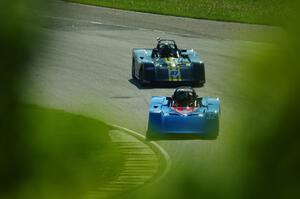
[[132, 38, 205, 87], [146, 87, 220, 140]]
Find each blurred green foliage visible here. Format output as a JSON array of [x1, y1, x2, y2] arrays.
[[236, 1, 300, 198], [19, 104, 122, 199], [0, 0, 39, 197], [1, 0, 299, 199], [0, 1, 122, 199], [119, 1, 300, 199]]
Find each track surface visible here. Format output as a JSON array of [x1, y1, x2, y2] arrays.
[[24, 0, 279, 196]]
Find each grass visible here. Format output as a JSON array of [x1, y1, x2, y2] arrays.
[[18, 104, 123, 199], [64, 0, 288, 24]]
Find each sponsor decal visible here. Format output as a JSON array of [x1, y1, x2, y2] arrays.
[[164, 57, 182, 82]]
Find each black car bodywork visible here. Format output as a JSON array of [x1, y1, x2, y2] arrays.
[[132, 39, 205, 87]]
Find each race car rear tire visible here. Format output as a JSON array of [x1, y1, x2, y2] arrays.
[[132, 58, 136, 79], [139, 68, 146, 87], [145, 131, 156, 141], [193, 81, 204, 87]]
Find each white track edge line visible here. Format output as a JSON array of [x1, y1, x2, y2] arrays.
[[111, 124, 171, 184]]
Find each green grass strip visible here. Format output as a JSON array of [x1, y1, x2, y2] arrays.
[[19, 104, 123, 198], [65, 0, 288, 25]]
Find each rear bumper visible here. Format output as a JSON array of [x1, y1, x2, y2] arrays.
[[143, 80, 206, 85], [146, 130, 218, 140], [146, 113, 219, 140], [143, 66, 205, 84]]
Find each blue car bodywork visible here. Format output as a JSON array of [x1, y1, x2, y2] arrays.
[[132, 39, 205, 86], [146, 96, 220, 140]]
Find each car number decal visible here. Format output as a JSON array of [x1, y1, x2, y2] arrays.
[[171, 70, 179, 78]]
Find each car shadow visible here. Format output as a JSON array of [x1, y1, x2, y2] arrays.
[[129, 78, 204, 89], [128, 78, 152, 89], [145, 134, 218, 141]]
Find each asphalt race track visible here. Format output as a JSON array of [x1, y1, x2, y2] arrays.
[[24, 0, 280, 194]]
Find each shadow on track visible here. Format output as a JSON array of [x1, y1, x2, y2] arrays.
[[128, 79, 204, 89]]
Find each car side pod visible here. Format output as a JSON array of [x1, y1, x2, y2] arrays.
[[146, 96, 220, 140]]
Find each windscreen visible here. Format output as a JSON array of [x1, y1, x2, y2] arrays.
[[173, 91, 196, 107]]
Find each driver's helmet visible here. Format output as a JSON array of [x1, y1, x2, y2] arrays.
[[172, 87, 197, 107], [159, 43, 176, 58]]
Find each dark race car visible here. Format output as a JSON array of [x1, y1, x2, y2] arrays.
[[132, 38, 205, 87], [146, 86, 220, 140]]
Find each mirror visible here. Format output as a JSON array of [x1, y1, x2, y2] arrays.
[[165, 97, 172, 106], [198, 97, 207, 107], [151, 48, 158, 58], [180, 49, 187, 53]]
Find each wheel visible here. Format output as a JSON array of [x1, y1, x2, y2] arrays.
[[145, 131, 156, 141], [132, 58, 136, 79], [193, 81, 204, 88], [201, 134, 218, 140], [139, 68, 146, 87]]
